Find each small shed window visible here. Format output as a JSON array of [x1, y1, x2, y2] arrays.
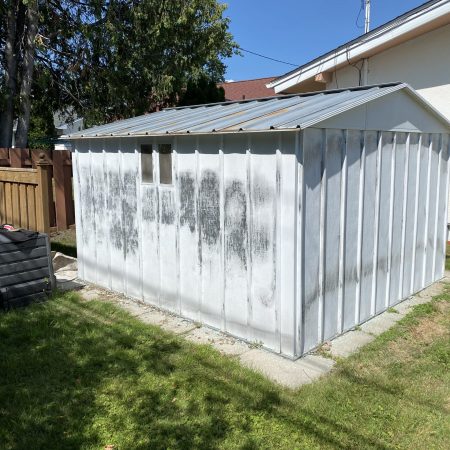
[[141, 144, 153, 183], [159, 144, 172, 185]]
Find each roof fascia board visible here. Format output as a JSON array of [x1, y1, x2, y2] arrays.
[[269, 1, 450, 93]]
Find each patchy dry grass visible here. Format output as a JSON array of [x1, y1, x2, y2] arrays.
[[0, 285, 449, 449]]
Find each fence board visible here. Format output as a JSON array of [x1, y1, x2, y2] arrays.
[[0, 148, 74, 231], [0, 161, 51, 232]]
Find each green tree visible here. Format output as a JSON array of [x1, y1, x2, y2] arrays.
[[179, 76, 225, 106], [0, 0, 238, 147]]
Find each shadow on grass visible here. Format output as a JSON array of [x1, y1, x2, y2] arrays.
[[0, 291, 447, 450], [0, 293, 284, 449], [51, 241, 77, 258]]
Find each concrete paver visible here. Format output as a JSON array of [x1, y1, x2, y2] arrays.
[[239, 349, 335, 389], [329, 330, 375, 358], [184, 326, 251, 356], [159, 317, 198, 335], [360, 311, 404, 335]]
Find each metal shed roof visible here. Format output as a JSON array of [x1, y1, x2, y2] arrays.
[[64, 82, 449, 139]]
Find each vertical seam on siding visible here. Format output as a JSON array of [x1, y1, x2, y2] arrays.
[[422, 135, 432, 287], [135, 137, 144, 300], [399, 133, 410, 300], [195, 136, 201, 320], [355, 130, 365, 326], [297, 130, 305, 356], [246, 134, 253, 342], [432, 135, 442, 279], [292, 131, 300, 357], [276, 134, 282, 353], [174, 137, 181, 314], [410, 134, 421, 294], [219, 135, 226, 331], [371, 132, 382, 318], [318, 129, 326, 343], [386, 133, 396, 308]]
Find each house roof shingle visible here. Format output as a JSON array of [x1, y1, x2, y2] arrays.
[[218, 77, 277, 101]]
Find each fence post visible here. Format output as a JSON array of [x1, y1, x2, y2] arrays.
[[53, 149, 73, 230], [36, 153, 51, 233]]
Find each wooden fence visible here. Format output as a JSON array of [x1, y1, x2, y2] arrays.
[[0, 148, 74, 233]]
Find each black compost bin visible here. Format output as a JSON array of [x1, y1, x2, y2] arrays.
[[0, 230, 55, 309]]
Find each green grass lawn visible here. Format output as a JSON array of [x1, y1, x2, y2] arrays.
[[0, 290, 449, 450], [50, 229, 77, 258]]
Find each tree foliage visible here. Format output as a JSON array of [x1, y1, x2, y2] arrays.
[[0, 0, 238, 146]]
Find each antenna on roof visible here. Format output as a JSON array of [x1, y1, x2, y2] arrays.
[[362, 0, 371, 85], [364, 0, 371, 33]]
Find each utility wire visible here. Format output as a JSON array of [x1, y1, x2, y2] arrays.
[[239, 47, 299, 67], [356, 0, 365, 29]]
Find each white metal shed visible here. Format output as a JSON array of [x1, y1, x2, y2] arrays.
[[65, 83, 450, 358]]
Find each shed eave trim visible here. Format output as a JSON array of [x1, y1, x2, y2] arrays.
[[62, 128, 303, 140]]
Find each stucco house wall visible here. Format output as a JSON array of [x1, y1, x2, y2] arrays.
[[324, 25, 450, 120]]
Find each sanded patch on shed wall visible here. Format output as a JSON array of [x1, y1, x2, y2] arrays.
[[73, 128, 449, 358]]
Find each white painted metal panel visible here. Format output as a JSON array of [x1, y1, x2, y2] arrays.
[[223, 134, 250, 340], [248, 133, 279, 350], [138, 137, 160, 306], [121, 140, 142, 300], [359, 131, 379, 322], [342, 130, 363, 330], [425, 135, 440, 285], [177, 137, 200, 319], [402, 134, 420, 298], [301, 128, 323, 353], [90, 139, 110, 288], [198, 135, 223, 328], [389, 133, 407, 305], [72, 148, 84, 281], [158, 186, 178, 312], [77, 144, 96, 285], [414, 134, 430, 292], [375, 132, 394, 313], [279, 132, 298, 357], [106, 144, 125, 294], [323, 129, 344, 341]]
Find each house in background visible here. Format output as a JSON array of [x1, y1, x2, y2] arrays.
[[218, 76, 277, 101], [268, 0, 450, 235], [268, 0, 450, 119], [53, 111, 84, 138], [10, 112, 84, 147]]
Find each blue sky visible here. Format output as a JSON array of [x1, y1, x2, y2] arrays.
[[222, 0, 427, 80]]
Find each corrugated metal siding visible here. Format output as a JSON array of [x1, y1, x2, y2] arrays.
[[73, 130, 449, 358]]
